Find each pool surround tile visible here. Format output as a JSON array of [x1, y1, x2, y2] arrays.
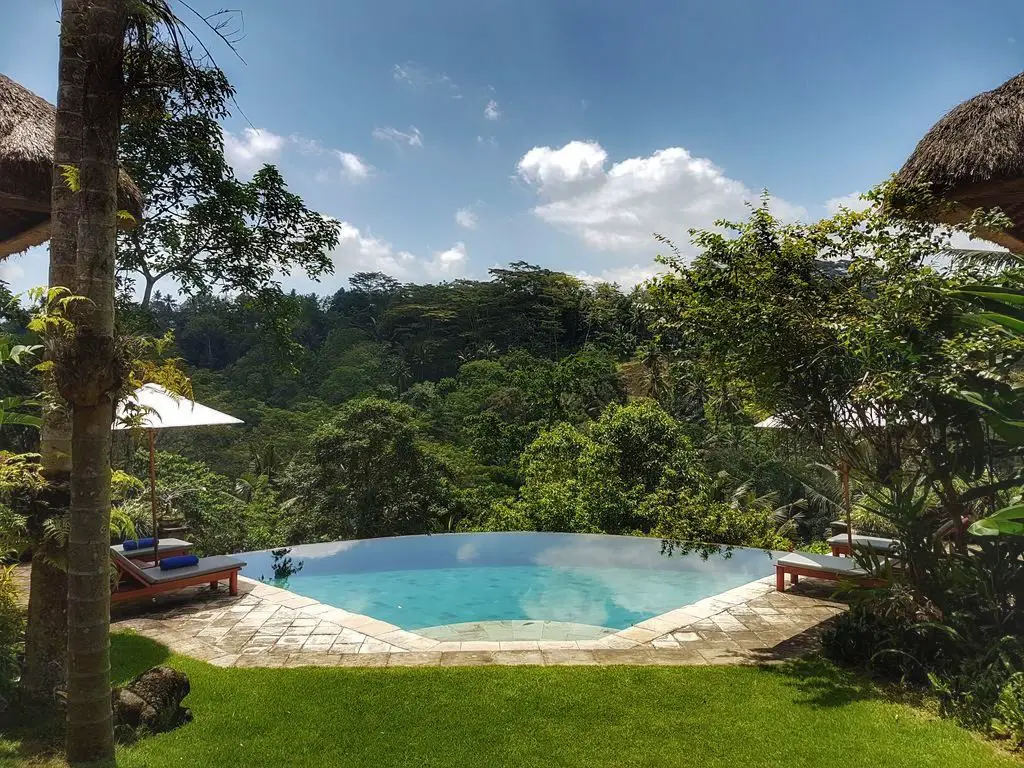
[[64, 565, 851, 669]]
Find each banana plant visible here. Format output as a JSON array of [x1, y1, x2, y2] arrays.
[[0, 337, 42, 428], [952, 284, 1024, 536]]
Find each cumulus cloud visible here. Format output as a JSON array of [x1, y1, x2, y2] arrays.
[[517, 140, 807, 254], [334, 151, 374, 181], [330, 221, 468, 282], [426, 242, 468, 277], [223, 128, 372, 182], [824, 190, 1008, 254], [455, 207, 478, 229], [575, 265, 659, 289], [0, 261, 26, 284], [223, 128, 285, 173], [517, 141, 607, 193], [484, 99, 501, 121], [824, 191, 871, 214], [373, 125, 423, 148]]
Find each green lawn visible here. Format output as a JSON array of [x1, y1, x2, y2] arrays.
[[2, 632, 1019, 768]]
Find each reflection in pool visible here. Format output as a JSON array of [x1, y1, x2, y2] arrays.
[[236, 532, 778, 631]]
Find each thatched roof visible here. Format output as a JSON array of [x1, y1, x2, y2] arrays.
[[0, 73, 143, 259], [894, 71, 1024, 252]]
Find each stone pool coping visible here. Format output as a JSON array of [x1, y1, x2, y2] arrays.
[[104, 572, 848, 668]]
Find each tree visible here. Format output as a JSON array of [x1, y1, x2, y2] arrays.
[[117, 45, 339, 310], [286, 398, 456, 541], [50, 0, 127, 760], [21, 0, 86, 701]]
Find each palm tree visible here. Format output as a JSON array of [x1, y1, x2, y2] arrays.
[[21, 0, 86, 702], [55, 0, 128, 762]]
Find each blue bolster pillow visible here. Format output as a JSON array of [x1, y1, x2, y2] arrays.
[[123, 537, 156, 551], [159, 554, 199, 571]]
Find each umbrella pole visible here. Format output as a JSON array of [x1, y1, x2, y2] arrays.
[[841, 458, 853, 555], [148, 429, 159, 551]]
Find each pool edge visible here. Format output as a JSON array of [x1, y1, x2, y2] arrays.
[[237, 574, 778, 653]]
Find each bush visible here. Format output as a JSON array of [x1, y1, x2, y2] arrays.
[[822, 547, 1024, 743], [993, 673, 1024, 750], [652, 491, 791, 551], [0, 565, 24, 703]]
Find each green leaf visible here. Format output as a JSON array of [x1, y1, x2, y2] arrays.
[[969, 504, 1024, 536], [953, 285, 1024, 306], [59, 163, 80, 193], [0, 410, 43, 429], [960, 312, 1024, 333]]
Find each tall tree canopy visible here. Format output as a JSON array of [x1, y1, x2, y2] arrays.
[[118, 44, 339, 309]]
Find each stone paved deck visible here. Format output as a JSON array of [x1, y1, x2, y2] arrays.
[[12, 562, 847, 667], [97, 573, 847, 668]]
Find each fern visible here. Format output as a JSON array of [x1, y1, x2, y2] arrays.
[[58, 163, 80, 193]]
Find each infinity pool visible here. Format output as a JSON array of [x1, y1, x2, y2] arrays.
[[237, 533, 777, 635]]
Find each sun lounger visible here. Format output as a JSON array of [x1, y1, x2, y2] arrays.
[[111, 549, 245, 603], [775, 551, 883, 591], [827, 533, 899, 557], [111, 537, 193, 564]]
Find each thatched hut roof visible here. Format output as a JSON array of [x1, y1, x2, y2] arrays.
[[894, 71, 1024, 252], [0, 73, 143, 259]]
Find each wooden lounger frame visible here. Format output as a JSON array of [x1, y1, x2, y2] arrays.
[[112, 554, 241, 603], [775, 561, 883, 592]]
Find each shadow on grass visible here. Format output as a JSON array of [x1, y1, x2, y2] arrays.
[[764, 656, 881, 708], [0, 633, 171, 767], [110, 631, 172, 684]]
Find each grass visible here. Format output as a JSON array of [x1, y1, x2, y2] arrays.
[[1, 632, 1019, 768]]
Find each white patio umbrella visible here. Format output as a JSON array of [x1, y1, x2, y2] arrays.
[[755, 412, 858, 554], [755, 407, 927, 554], [113, 383, 243, 549]]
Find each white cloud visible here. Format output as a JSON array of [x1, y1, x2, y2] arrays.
[[575, 265, 659, 289], [329, 221, 468, 282], [392, 63, 461, 98], [332, 221, 417, 278], [455, 207, 478, 229], [0, 261, 26, 284], [425, 242, 468, 277], [334, 151, 373, 181], [476, 135, 498, 147], [223, 127, 285, 173], [517, 141, 607, 193], [484, 99, 501, 121], [224, 128, 371, 182], [517, 140, 807, 253], [824, 191, 870, 214], [824, 190, 1008, 254], [373, 125, 423, 148]]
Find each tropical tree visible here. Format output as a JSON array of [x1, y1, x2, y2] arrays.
[[648, 186, 1021, 544], [117, 44, 339, 310], [46, 1, 130, 760], [285, 398, 457, 541], [20, 0, 86, 702]]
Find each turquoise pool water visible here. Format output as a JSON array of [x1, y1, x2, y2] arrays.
[[237, 533, 777, 631]]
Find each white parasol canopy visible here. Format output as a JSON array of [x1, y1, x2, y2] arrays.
[[114, 383, 243, 431], [113, 383, 242, 553]]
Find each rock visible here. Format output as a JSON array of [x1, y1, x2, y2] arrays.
[[112, 666, 192, 743]]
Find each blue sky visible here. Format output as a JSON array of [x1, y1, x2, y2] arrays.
[[1, 0, 1022, 295]]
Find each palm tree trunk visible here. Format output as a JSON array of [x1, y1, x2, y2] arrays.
[[61, 1, 127, 762], [21, 0, 87, 703]]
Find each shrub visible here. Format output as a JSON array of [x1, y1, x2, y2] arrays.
[[0, 565, 24, 704], [993, 673, 1024, 750]]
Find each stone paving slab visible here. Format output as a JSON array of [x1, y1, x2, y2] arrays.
[[13, 562, 847, 668]]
